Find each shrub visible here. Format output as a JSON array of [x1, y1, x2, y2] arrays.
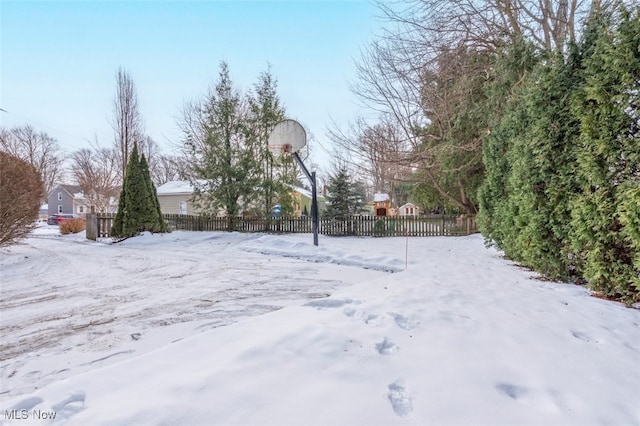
[[373, 218, 387, 237], [0, 151, 44, 246], [59, 219, 86, 235]]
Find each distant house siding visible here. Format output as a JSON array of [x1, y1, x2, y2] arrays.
[[48, 186, 75, 216], [159, 194, 187, 215], [399, 203, 419, 217], [157, 194, 204, 215]]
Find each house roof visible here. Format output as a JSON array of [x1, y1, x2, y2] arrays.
[[399, 202, 417, 209], [157, 180, 196, 195], [290, 185, 325, 201], [50, 184, 83, 197], [156, 181, 325, 200], [374, 193, 390, 202], [156, 180, 212, 196]]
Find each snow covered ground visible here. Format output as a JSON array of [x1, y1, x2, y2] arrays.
[[1, 226, 639, 425]]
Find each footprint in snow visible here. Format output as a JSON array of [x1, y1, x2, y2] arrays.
[[343, 307, 357, 317], [496, 383, 528, 400], [364, 313, 382, 326], [52, 391, 86, 420], [305, 298, 355, 309], [570, 330, 592, 342], [389, 313, 420, 331], [376, 337, 399, 355], [388, 381, 413, 417]]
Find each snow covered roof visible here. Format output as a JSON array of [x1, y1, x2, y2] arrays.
[[289, 185, 325, 200], [157, 180, 201, 195], [374, 193, 390, 202], [292, 186, 312, 198]]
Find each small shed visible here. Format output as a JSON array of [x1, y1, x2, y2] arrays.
[[398, 202, 419, 217], [156, 181, 199, 215], [374, 193, 390, 216]]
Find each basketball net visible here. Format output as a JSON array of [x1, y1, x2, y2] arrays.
[[268, 144, 291, 157]]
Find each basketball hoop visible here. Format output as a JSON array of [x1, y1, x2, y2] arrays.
[[267, 119, 319, 247], [268, 119, 306, 154], [268, 143, 291, 157]]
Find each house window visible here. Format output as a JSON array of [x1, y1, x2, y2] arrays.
[[179, 201, 187, 215], [58, 205, 63, 213], [58, 192, 62, 201], [78, 205, 84, 214]]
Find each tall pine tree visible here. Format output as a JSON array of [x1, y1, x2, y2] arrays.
[[186, 62, 259, 224], [246, 67, 296, 217]]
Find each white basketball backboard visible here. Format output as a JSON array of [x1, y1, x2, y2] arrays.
[[268, 119, 307, 155]]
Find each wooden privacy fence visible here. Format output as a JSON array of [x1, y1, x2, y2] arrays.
[[87, 213, 477, 240]]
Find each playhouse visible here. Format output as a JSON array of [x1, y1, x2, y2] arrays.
[[374, 193, 391, 216]]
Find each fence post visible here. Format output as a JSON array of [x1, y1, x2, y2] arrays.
[[86, 213, 97, 241]]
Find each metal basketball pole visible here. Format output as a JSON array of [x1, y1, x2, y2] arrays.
[[293, 152, 318, 246]]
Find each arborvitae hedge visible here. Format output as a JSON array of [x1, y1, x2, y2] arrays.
[[478, 6, 640, 303], [568, 7, 640, 301]]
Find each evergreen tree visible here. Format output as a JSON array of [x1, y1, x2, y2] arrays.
[[111, 144, 168, 238], [412, 46, 492, 214], [499, 52, 581, 279], [111, 145, 140, 238], [478, 39, 539, 248], [111, 174, 128, 238], [569, 6, 640, 302], [246, 67, 295, 217], [139, 153, 167, 232], [324, 167, 366, 220], [187, 62, 258, 224], [479, 5, 640, 303]]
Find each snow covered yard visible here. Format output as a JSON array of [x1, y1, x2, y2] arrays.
[[1, 227, 639, 425]]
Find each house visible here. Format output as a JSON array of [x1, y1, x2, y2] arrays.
[[156, 181, 326, 217], [291, 186, 326, 217], [48, 185, 90, 217], [398, 202, 419, 217], [156, 180, 202, 215], [373, 193, 391, 216]]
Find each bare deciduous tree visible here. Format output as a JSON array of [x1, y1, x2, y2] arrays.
[[152, 154, 190, 186], [376, 0, 593, 54], [111, 67, 145, 182], [0, 125, 64, 198], [352, 39, 485, 213], [347, 0, 600, 213], [327, 117, 413, 204], [177, 99, 208, 179], [69, 144, 121, 213]]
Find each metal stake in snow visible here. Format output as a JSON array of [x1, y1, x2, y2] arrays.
[[405, 225, 409, 270], [268, 119, 318, 246]]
